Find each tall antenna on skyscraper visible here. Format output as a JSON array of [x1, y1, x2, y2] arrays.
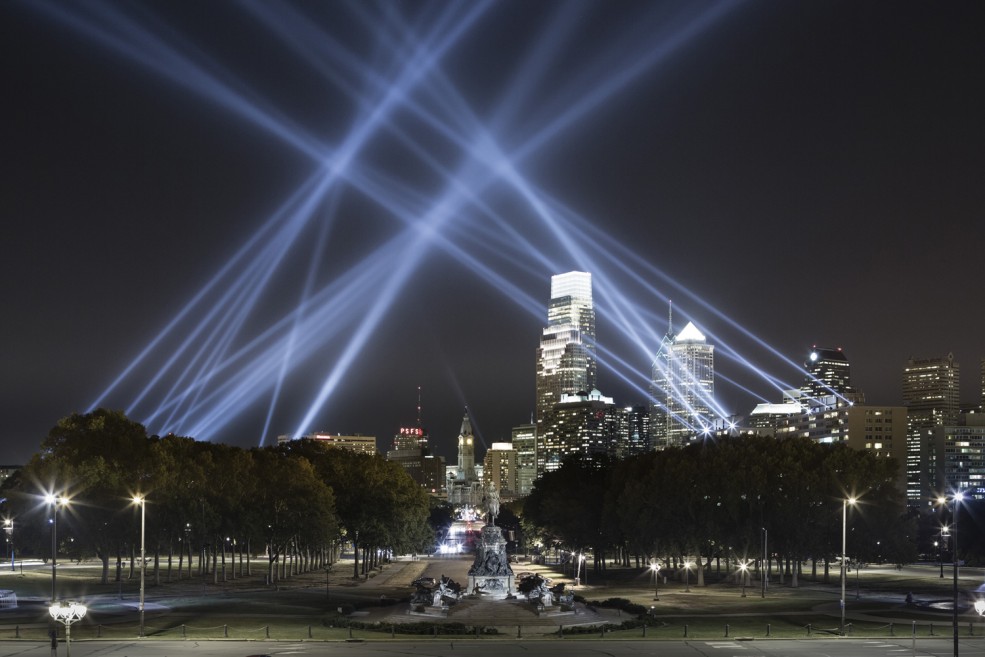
[[668, 299, 673, 338], [416, 385, 422, 429]]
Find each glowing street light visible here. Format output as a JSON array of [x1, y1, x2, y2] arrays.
[[45, 494, 69, 603], [738, 560, 751, 598], [132, 495, 146, 637], [2, 518, 12, 571], [683, 559, 693, 593], [938, 492, 965, 657], [49, 601, 87, 657], [650, 561, 661, 600], [940, 525, 950, 578], [840, 496, 857, 636]]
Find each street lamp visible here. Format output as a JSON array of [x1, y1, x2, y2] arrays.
[[840, 496, 857, 636], [940, 525, 950, 578], [49, 601, 87, 657], [132, 495, 146, 637], [650, 561, 661, 600], [2, 518, 12, 571], [45, 494, 69, 603], [683, 559, 692, 593], [761, 527, 768, 598], [938, 493, 964, 657], [738, 560, 750, 598]]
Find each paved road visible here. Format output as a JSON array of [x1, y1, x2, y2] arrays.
[[4, 637, 985, 657]]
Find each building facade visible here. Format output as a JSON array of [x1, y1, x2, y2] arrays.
[[542, 388, 617, 471], [386, 425, 446, 496], [903, 354, 960, 506], [483, 442, 519, 500], [511, 423, 537, 497], [283, 432, 377, 455], [932, 413, 985, 501]]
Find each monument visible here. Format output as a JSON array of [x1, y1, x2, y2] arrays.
[[466, 483, 515, 599]]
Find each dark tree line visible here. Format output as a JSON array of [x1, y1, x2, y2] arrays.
[[0, 409, 435, 587], [522, 435, 919, 585]]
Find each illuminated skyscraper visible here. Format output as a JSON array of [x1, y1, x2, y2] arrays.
[[535, 271, 596, 472], [904, 354, 961, 427], [801, 347, 855, 402], [511, 423, 537, 496], [543, 388, 618, 470], [903, 353, 960, 505], [650, 317, 715, 449]]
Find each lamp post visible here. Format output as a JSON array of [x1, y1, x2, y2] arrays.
[[49, 601, 87, 657], [738, 561, 750, 597], [132, 496, 146, 637], [940, 525, 950, 578], [650, 561, 661, 600], [45, 494, 68, 603], [761, 528, 767, 598], [840, 496, 857, 636], [939, 493, 964, 657], [3, 518, 12, 571], [683, 559, 692, 593]]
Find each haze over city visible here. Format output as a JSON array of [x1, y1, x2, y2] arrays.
[[3, 0, 983, 465]]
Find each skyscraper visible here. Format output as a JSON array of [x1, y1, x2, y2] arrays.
[[543, 388, 617, 471], [903, 353, 960, 505], [535, 271, 596, 472], [511, 423, 537, 496], [650, 315, 715, 449], [904, 354, 961, 427], [801, 347, 855, 402]]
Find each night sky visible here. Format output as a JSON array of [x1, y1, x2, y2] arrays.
[[3, 1, 984, 466]]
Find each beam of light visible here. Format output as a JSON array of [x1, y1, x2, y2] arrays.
[[258, 188, 344, 446], [129, 166, 335, 424], [53, 0, 823, 442], [51, 1, 508, 436], [291, 192, 469, 437], [152, 232, 412, 436], [88, 163, 334, 411], [29, 1, 334, 160], [551, 195, 815, 384], [157, 174, 341, 433]]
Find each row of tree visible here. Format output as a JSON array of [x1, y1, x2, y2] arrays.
[[1, 409, 435, 586], [521, 435, 925, 585], [6, 411, 982, 593]]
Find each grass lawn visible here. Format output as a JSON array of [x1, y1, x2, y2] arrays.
[[0, 557, 981, 642]]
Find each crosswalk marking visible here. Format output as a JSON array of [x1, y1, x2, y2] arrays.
[[705, 641, 746, 650]]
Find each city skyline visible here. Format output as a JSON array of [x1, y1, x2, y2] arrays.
[[3, 1, 983, 464]]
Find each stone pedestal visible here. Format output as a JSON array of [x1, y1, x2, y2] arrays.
[[467, 524, 515, 599]]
